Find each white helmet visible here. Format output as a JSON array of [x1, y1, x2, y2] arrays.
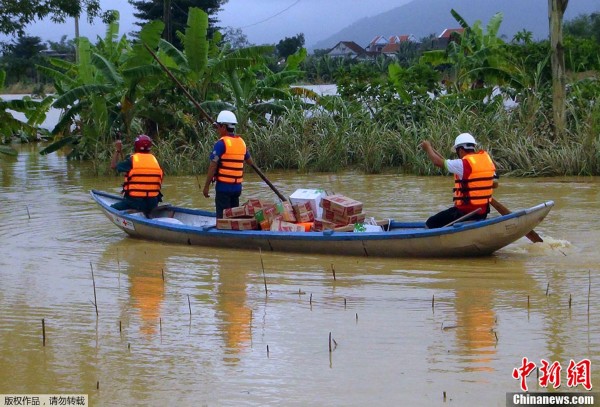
[[453, 133, 477, 152], [216, 110, 237, 125]]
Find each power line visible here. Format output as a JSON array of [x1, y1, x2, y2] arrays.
[[240, 0, 301, 29]]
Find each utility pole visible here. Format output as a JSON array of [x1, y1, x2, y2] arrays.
[[163, 0, 172, 43], [548, 0, 568, 138]]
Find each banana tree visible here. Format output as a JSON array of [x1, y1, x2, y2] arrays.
[[420, 10, 516, 98], [37, 14, 165, 158], [147, 7, 313, 130], [1, 70, 53, 156]]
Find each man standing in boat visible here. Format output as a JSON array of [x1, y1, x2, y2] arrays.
[[203, 110, 255, 218], [419, 133, 498, 228], [110, 134, 164, 216]]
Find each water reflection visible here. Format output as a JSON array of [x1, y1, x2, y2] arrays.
[[106, 243, 166, 337], [214, 257, 253, 364]]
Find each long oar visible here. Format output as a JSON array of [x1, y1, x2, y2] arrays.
[[144, 43, 288, 202], [490, 198, 543, 243]]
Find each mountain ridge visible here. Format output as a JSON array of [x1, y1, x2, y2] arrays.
[[312, 0, 600, 51]]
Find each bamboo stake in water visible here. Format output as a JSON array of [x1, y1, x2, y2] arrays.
[[187, 294, 192, 316], [42, 318, 46, 346], [259, 248, 268, 295], [329, 332, 332, 352], [432, 294, 435, 310], [546, 282, 550, 296], [569, 294, 572, 309], [116, 248, 121, 288], [26, 205, 31, 220], [331, 264, 336, 281], [588, 270, 591, 314], [90, 262, 98, 317]]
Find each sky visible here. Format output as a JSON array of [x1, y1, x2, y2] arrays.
[[20, 0, 412, 48]]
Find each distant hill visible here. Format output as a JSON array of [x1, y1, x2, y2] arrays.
[[312, 0, 600, 51]]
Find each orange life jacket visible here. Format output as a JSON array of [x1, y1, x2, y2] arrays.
[[123, 153, 163, 198], [453, 151, 495, 212], [216, 136, 246, 184]]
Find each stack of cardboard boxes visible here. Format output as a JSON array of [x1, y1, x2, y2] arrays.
[[215, 189, 367, 232], [313, 194, 365, 231]]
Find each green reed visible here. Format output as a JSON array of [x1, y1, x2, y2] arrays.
[[95, 89, 600, 177]]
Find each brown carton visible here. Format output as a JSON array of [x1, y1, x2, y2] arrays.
[[223, 206, 250, 219], [322, 209, 366, 225], [216, 218, 258, 230], [312, 218, 338, 231], [270, 219, 306, 232], [320, 194, 363, 216]]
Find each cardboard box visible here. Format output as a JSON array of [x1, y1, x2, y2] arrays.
[[270, 219, 306, 232], [243, 199, 274, 216], [254, 204, 284, 230], [216, 218, 258, 230], [281, 201, 297, 222], [223, 206, 250, 219], [320, 194, 363, 216], [322, 209, 366, 225], [289, 188, 327, 218], [312, 218, 338, 231], [295, 210, 315, 223]]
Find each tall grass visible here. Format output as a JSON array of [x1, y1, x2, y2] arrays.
[[96, 86, 600, 177]]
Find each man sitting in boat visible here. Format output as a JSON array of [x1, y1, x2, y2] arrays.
[[419, 133, 498, 228], [110, 134, 164, 216], [202, 110, 255, 218]]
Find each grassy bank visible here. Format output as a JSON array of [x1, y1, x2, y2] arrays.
[[92, 93, 599, 178]]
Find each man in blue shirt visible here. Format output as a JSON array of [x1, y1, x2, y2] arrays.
[[203, 111, 254, 218]]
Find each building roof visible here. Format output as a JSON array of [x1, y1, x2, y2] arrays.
[[438, 28, 465, 38]]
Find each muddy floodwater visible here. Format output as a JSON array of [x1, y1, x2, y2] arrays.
[[1, 146, 599, 406]]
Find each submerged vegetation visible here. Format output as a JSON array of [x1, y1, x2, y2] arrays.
[[1, 8, 599, 177]]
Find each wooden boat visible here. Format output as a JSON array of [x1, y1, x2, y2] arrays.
[[90, 190, 554, 258]]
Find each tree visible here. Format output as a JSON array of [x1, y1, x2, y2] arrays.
[[128, 0, 228, 48], [0, 36, 47, 84], [564, 12, 600, 43], [222, 27, 251, 49], [0, 0, 102, 37], [548, 0, 568, 138], [276, 34, 305, 60]]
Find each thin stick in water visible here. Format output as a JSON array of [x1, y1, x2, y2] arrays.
[[42, 318, 46, 347], [569, 294, 572, 309], [344, 298, 347, 309], [432, 294, 435, 309], [187, 294, 192, 316], [331, 264, 336, 281], [90, 262, 98, 317], [588, 270, 591, 314], [259, 248, 268, 295], [329, 332, 332, 353], [546, 282, 550, 296], [26, 205, 31, 220], [161, 268, 165, 282], [117, 247, 121, 287], [267, 345, 270, 357]]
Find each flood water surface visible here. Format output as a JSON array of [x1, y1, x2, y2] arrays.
[[1, 148, 599, 406]]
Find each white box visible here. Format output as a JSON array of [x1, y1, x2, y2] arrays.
[[289, 188, 327, 218]]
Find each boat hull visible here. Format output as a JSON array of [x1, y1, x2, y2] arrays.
[[91, 190, 554, 258]]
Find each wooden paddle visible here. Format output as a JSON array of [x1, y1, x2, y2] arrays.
[[490, 198, 544, 243], [144, 43, 288, 202]]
